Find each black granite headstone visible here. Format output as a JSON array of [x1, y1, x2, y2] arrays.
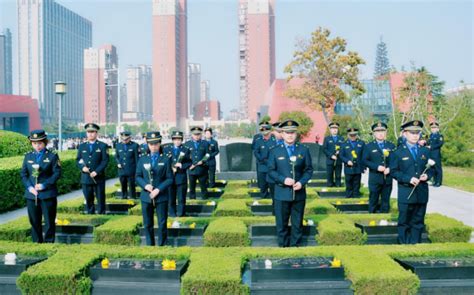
[[250, 224, 318, 247], [224, 143, 254, 171], [55, 223, 96, 244], [185, 204, 216, 217], [332, 203, 369, 213], [318, 191, 347, 198], [0, 255, 47, 294], [139, 225, 207, 247], [250, 204, 274, 216], [395, 257, 474, 280]]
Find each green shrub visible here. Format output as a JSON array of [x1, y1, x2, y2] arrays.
[[317, 215, 367, 245], [93, 215, 142, 246], [0, 130, 31, 158], [221, 187, 253, 199], [426, 213, 473, 243], [213, 199, 252, 217], [0, 151, 117, 213], [203, 218, 249, 247]]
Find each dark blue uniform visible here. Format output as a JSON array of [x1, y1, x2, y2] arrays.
[[322, 135, 344, 187], [139, 143, 149, 157], [20, 149, 61, 243], [163, 145, 192, 217], [362, 140, 396, 213], [268, 143, 313, 247], [76, 141, 109, 214], [115, 141, 140, 199], [428, 132, 444, 186], [184, 139, 211, 199], [206, 138, 220, 188], [136, 152, 173, 246], [266, 139, 282, 214], [390, 143, 434, 244], [254, 135, 277, 199], [397, 136, 406, 148], [340, 139, 365, 198]]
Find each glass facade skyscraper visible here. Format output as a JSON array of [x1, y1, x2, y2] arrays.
[[0, 28, 13, 94]]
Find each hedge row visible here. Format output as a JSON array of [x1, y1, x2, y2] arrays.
[[1, 240, 472, 294], [0, 130, 31, 158], [0, 150, 118, 213]]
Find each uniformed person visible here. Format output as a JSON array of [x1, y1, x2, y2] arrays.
[[362, 122, 396, 213], [271, 121, 283, 145], [268, 120, 314, 247], [428, 122, 444, 187], [204, 127, 220, 188], [184, 126, 211, 199], [76, 123, 109, 214], [252, 120, 272, 151], [254, 123, 277, 199], [139, 133, 149, 157], [340, 128, 365, 198], [390, 120, 434, 244], [136, 131, 174, 246], [115, 131, 140, 199], [322, 122, 344, 187], [266, 122, 282, 214], [163, 131, 192, 217], [20, 130, 61, 243], [396, 128, 406, 148]]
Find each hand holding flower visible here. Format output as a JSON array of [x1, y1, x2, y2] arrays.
[[293, 182, 302, 191]]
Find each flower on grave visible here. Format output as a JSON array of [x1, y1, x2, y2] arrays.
[[171, 220, 180, 228], [251, 188, 259, 193], [369, 220, 377, 226], [4, 253, 17, 265], [162, 259, 176, 270], [167, 221, 172, 228], [56, 219, 63, 225], [206, 201, 216, 206], [321, 188, 328, 192], [383, 149, 390, 157], [351, 150, 358, 159], [189, 222, 196, 229], [264, 259, 272, 269], [379, 219, 389, 226], [126, 200, 135, 206], [62, 219, 70, 225], [302, 219, 308, 226], [252, 200, 260, 206], [336, 201, 342, 205], [331, 258, 341, 268], [117, 188, 122, 192], [307, 219, 315, 226], [101, 258, 110, 269], [358, 200, 365, 205]]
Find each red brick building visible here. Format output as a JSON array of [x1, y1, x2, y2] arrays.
[[0, 94, 42, 135]]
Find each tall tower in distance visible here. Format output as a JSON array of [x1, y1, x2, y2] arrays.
[[152, 0, 188, 132], [238, 0, 276, 121]]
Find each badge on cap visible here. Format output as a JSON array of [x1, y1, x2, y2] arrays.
[[288, 121, 293, 126], [151, 134, 156, 138], [33, 134, 38, 138], [414, 121, 418, 126], [377, 122, 382, 127]]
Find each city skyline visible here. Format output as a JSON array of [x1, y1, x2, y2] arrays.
[[1, 0, 472, 118]]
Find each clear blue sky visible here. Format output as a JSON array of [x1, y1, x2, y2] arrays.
[[1, 0, 472, 116]]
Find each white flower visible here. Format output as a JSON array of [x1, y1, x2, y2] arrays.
[[322, 188, 328, 192], [264, 259, 272, 269], [205, 153, 210, 157], [307, 219, 315, 226], [171, 220, 180, 228], [209, 201, 216, 206], [289, 156, 297, 163], [143, 163, 151, 171], [78, 159, 84, 164], [4, 253, 17, 265], [32, 164, 40, 170], [427, 159, 436, 167], [379, 219, 389, 226], [179, 152, 185, 157], [252, 200, 260, 206]]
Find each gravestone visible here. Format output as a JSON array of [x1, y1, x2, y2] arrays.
[[250, 224, 318, 247], [55, 223, 100, 244], [185, 204, 216, 217], [217, 143, 256, 180], [250, 204, 274, 216], [0, 255, 46, 294], [318, 191, 347, 198], [139, 225, 207, 247], [355, 221, 429, 244], [242, 257, 352, 294], [332, 203, 369, 214], [303, 143, 327, 180], [90, 258, 188, 295]]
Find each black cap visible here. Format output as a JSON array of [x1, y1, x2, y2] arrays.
[[328, 122, 340, 128], [259, 120, 270, 126], [84, 123, 100, 132], [430, 122, 440, 127], [171, 131, 184, 139], [190, 126, 203, 135], [28, 129, 47, 142], [279, 120, 299, 132], [204, 127, 213, 133], [120, 131, 131, 138], [146, 131, 162, 143], [347, 127, 359, 135], [371, 122, 388, 131], [401, 120, 424, 131], [259, 124, 272, 133]]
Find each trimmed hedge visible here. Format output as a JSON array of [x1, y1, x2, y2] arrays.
[[317, 215, 367, 245], [0, 130, 31, 158], [203, 217, 250, 247], [426, 213, 473, 243], [213, 199, 252, 217], [0, 150, 118, 213]]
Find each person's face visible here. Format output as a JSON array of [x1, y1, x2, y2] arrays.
[[349, 134, 358, 141], [272, 130, 282, 139], [330, 127, 338, 136], [122, 137, 131, 144], [431, 126, 439, 133], [205, 131, 212, 139], [32, 141, 46, 152], [148, 142, 161, 153], [282, 131, 297, 144], [373, 130, 386, 141], [173, 138, 183, 146], [87, 131, 97, 141], [404, 130, 421, 145], [191, 133, 201, 141]]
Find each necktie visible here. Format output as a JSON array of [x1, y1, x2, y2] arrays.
[[173, 147, 178, 157], [378, 142, 384, 150], [287, 145, 295, 157], [36, 152, 43, 163], [151, 154, 158, 167], [351, 141, 356, 149], [124, 144, 128, 152], [194, 141, 198, 150], [410, 146, 418, 159], [89, 143, 93, 153]]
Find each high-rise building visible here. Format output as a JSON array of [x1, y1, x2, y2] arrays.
[[0, 28, 13, 94], [200, 80, 210, 102], [238, 0, 276, 121], [83, 44, 119, 124], [18, 0, 92, 123], [152, 0, 188, 130], [126, 65, 153, 120], [187, 63, 201, 117]]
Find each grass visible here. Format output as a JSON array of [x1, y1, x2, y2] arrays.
[[443, 166, 474, 193]]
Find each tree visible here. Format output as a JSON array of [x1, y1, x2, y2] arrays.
[[284, 27, 366, 120], [278, 111, 314, 139], [374, 36, 390, 77]]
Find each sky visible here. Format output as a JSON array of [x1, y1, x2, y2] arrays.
[[1, 0, 472, 116]]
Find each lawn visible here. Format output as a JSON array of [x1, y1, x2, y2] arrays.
[[443, 166, 474, 193]]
